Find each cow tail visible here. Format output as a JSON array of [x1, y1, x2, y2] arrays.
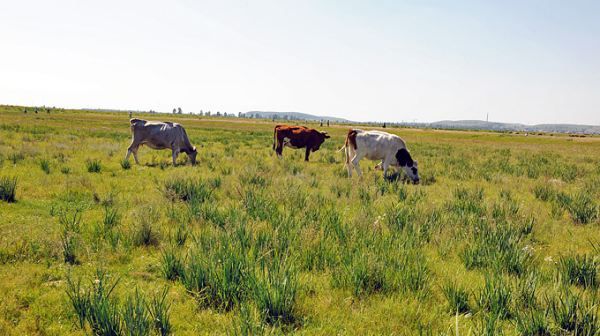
[[344, 129, 357, 164]]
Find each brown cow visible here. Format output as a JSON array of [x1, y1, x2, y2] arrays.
[[272, 125, 330, 161]]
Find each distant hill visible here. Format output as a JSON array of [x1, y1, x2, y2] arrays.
[[426, 120, 600, 134], [240, 111, 351, 123]]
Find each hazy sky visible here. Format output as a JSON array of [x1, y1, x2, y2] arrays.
[[1, 1, 599, 124]]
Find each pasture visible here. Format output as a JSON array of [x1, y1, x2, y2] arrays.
[[0, 105, 599, 335]]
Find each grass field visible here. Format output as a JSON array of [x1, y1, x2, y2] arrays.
[[0, 105, 599, 335]]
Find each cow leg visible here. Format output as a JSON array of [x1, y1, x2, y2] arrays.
[[126, 144, 140, 164], [305, 147, 311, 162], [351, 152, 366, 177], [275, 135, 284, 158], [382, 157, 392, 180], [171, 148, 179, 166]]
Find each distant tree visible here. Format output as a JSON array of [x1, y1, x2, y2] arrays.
[[199, 110, 203, 116], [283, 115, 289, 120], [238, 112, 242, 118], [35, 109, 38, 114], [383, 122, 386, 128], [173, 108, 176, 114], [46, 108, 50, 114], [206, 111, 211, 116], [224, 112, 228, 117], [177, 107, 182, 114], [327, 120, 330, 127], [320, 120, 323, 127], [129, 111, 132, 118], [23, 109, 27, 114]]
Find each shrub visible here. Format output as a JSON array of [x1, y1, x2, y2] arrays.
[[0, 176, 17, 203], [40, 159, 51, 174], [557, 254, 598, 289], [61, 166, 71, 175], [442, 281, 470, 314], [86, 159, 102, 173]]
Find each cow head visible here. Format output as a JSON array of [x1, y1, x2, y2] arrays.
[[395, 148, 420, 184], [312, 131, 331, 152], [189, 146, 198, 165]]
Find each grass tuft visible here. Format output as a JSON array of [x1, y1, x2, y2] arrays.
[[0, 176, 17, 203], [86, 159, 102, 173]]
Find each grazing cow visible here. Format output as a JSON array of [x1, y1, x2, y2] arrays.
[[342, 129, 420, 183], [272, 125, 330, 161], [125, 119, 197, 166]]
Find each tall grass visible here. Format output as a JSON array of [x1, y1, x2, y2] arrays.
[[148, 288, 172, 336], [59, 209, 82, 264], [0, 176, 17, 203], [442, 281, 470, 314], [549, 289, 599, 335], [476, 273, 512, 319], [122, 289, 151, 336], [66, 271, 171, 336], [250, 256, 299, 325], [557, 254, 598, 289]]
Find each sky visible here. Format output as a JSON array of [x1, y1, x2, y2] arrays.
[[1, 0, 599, 125]]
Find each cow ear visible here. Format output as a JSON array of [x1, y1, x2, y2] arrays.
[[395, 148, 414, 167]]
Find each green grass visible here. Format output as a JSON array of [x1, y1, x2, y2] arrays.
[[0, 105, 599, 334]]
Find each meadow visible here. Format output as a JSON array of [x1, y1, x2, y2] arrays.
[[0, 105, 599, 335]]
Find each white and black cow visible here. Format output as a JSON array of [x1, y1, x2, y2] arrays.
[[342, 129, 420, 183], [125, 119, 197, 166]]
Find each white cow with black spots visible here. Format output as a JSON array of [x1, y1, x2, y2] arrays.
[[341, 129, 420, 183]]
